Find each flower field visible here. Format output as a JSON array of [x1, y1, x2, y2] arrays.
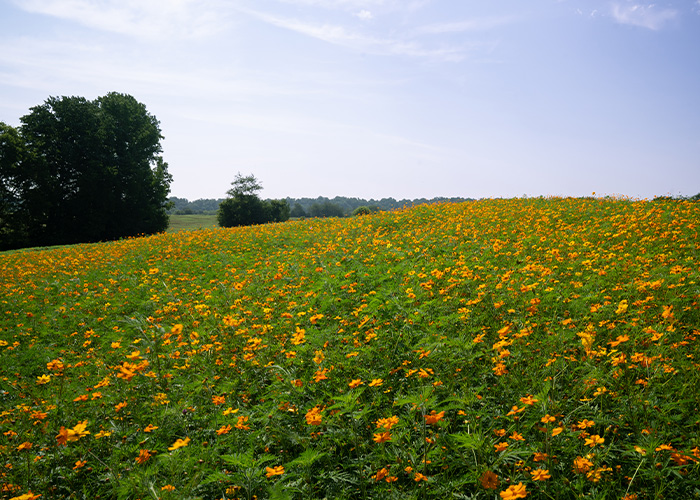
[[1, 197, 699, 499]]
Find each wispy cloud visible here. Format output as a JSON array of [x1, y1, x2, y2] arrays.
[[611, 3, 678, 30], [355, 9, 373, 20], [243, 9, 468, 61], [10, 0, 228, 40], [414, 17, 512, 35]]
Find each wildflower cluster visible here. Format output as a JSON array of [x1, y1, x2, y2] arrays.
[[1, 197, 699, 498]]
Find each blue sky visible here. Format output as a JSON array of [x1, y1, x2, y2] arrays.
[[1, 0, 699, 200]]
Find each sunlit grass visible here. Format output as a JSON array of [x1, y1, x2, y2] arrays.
[[1, 197, 699, 499], [167, 213, 219, 232]]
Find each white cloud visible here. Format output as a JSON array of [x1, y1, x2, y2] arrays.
[[10, 0, 228, 40], [611, 3, 678, 30], [356, 9, 373, 20]]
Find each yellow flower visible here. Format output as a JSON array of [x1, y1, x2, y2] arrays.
[[9, 491, 42, 500], [161, 485, 175, 492], [266, 465, 285, 478], [36, 375, 51, 385], [615, 300, 628, 315], [168, 437, 190, 451], [368, 378, 383, 387]]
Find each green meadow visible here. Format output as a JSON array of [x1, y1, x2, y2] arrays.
[[1, 197, 699, 500]]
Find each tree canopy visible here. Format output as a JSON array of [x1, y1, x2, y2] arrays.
[[0, 92, 172, 250]]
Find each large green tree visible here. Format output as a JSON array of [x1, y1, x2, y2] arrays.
[[0, 93, 172, 250]]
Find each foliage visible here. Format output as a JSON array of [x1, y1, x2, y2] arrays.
[[168, 197, 223, 215], [352, 206, 372, 216], [0, 93, 171, 250], [2, 197, 700, 499], [217, 173, 290, 227]]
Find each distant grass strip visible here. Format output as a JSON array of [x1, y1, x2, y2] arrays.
[[167, 213, 219, 232]]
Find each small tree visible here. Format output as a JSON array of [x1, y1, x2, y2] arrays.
[[217, 173, 289, 227]]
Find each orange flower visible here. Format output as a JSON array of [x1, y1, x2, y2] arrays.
[[313, 368, 329, 382], [584, 434, 605, 447], [305, 406, 323, 426], [369, 378, 383, 387], [500, 482, 527, 499], [413, 472, 428, 482], [494, 442, 509, 452], [519, 395, 539, 406], [480, 470, 499, 489], [212, 395, 226, 405], [348, 378, 363, 389], [73, 460, 87, 470], [216, 424, 233, 435], [17, 442, 33, 451], [373, 467, 389, 481], [573, 456, 593, 473], [135, 449, 152, 464], [541, 414, 555, 424], [533, 452, 548, 462], [114, 401, 127, 412], [375, 416, 399, 430], [424, 410, 445, 425], [168, 437, 190, 451], [266, 465, 285, 478], [531, 468, 551, 480], [551, 427, 563, 437], [234, 416, 250, 430], [373, 431, 392, 443], [161, 485, 175, 492], [144, 424, 158, 433]]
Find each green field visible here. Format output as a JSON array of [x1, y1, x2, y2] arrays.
[[167, 213, 219, 232], [1, 198, 699, 499]]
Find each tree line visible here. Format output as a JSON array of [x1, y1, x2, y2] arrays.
[[171, 194, 472, 218], [1, 93, 171, 251]]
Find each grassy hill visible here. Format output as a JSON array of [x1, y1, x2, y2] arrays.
[[1, 198, 699, 499]]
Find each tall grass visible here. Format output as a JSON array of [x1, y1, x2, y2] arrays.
[[1, 197, 699, 499]]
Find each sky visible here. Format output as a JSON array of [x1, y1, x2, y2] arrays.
[[1, 0, 699, 201]]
